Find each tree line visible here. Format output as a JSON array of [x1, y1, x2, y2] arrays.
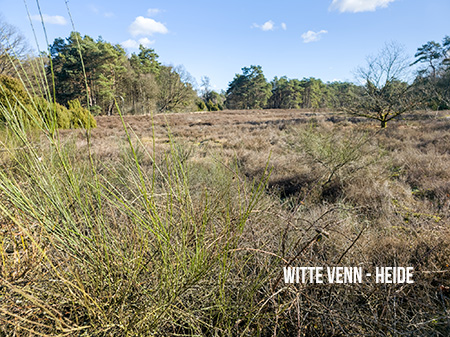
[[223, 65, 359, 111], [224, 39, 449, 114], [0, 18, 449, 127], [1, 26, 199, 117], [49, 32, 197, 115]]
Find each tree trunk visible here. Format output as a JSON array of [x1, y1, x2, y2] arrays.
[[107, 101, 114, 116], [380, 119, 387, 128]]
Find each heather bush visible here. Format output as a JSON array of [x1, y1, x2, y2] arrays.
[[68, 98, 97, 128]]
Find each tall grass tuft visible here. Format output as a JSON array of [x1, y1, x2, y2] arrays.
[[0, 54, 276, 336], [0, 4, 275, 334]]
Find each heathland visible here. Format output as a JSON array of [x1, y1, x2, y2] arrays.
[[1, 108, 449, 335], [1, 9, 450, 337]]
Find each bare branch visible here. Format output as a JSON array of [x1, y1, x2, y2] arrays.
[[0, 16, 31, 76]]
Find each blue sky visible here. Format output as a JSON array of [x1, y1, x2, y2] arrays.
[[1, 0, 449, 91]]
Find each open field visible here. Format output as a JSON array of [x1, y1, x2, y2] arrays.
[[1, 109, 450, 336], [65, 108, 450, 212]]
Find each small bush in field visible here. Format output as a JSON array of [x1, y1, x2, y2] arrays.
[[1, 74, 95, 129], [0, 74, 36, 125], [33, 96, 71, 129], [68, 98, 97, 128], [0, 74, 31, 108], [206, 99, 221, 111], [196, 99, 206, 111]]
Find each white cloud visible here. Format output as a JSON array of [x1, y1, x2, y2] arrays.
[[301, 30, 328, 43], [253, 20, 275, 31], [138, 37, 155, 47], [330, 0, 396, 13], [261, 20, 275, 31], [121, 38, 155, 49], [30, 14, 67, 25], [147, 8, 161, 16], [281, 22, 287, 31], [129, 16, 168, 36], [104, 12, 115, 18]]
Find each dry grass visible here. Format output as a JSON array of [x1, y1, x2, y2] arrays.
[[1, 108, 450, 336]]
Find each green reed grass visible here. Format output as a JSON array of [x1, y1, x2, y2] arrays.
[[0, 2, 275, 334], [0, 43, 274, 336]]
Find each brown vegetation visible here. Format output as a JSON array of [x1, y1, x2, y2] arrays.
[[1, 108, 450, 336]]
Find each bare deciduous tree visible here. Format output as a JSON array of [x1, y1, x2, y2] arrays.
[[156, 65, 197, 112], [348, 42, 421, 128], [0, 17, 30, 76]]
